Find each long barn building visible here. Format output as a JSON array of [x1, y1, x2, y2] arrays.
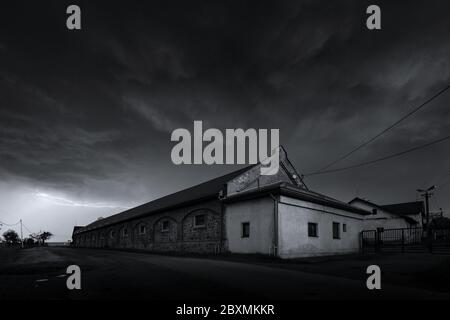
[[72, 148, 371, 258]]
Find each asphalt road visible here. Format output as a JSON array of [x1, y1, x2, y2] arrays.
[[1, 247, 449, 300]]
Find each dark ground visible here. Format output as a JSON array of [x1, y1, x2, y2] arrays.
[[1, 247, 450, 300]]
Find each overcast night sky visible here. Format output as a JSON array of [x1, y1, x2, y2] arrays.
[[0, 0, 449, 241]]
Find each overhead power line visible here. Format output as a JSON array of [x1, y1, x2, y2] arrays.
[[0, 220, 21, 227], [313, 85, 450, 174], [0, 219, 38, 236], [22, 222, 36, 235], [304, 133, 450, 177]]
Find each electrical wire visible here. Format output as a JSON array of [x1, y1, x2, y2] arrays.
[[22, 222, 35, 235], [0, 220, 21, 227], [312, 85, 450, 175], [304, 133, 450, 177]]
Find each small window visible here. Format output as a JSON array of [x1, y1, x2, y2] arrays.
[[162, 220, 170, 232], [100, 232, 105, 239], [242, 222, 250, 238], [372, 209, 378, 215], [332, 222, 340, 239], [122, 228, 128, 237], [308, 223, 318, 237], [110, 230, 116, 239], [343, 224, 347, 232], [194, 214, 206, 227], [139, 224, 147, 235]]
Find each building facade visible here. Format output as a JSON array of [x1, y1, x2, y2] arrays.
[[349, 197, 424, 231], [72, 148, 370, 258]]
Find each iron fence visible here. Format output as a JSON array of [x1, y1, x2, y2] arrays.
[[361, 227, 450, 253]]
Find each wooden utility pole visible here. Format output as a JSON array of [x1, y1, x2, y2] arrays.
[[20, 219, 24, 248], [417, 186, 435, 230], [417, 186, 436, 253], [424, 192, 431, 229]]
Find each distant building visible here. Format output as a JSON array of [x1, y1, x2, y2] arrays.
[[72, 148, 370, 258], [349, 198, 424, 231]]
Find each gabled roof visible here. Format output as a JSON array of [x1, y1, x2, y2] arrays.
[[225, 182, 371, 216], [349, 197, 423, 224], [74, 165, 255, 234], [349, 197, 387, 212], [381, 202, 424, 216]]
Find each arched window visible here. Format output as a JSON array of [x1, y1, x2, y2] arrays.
[[161, 220, 169, 232], [194, 214, 206, 227], [139, 224, 147, 235]]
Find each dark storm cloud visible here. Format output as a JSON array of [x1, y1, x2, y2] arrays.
[[0, 0, 449, 215]]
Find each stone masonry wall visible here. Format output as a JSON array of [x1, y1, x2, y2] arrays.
[[73, 199, 225, 254]]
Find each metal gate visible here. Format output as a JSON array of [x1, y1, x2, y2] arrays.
[[361, 227, 450, 254]]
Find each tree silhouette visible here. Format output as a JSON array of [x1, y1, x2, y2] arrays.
[[23, 238, 36, 246], [40, 231, 53, 244], [2, 229, 20, 245]]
